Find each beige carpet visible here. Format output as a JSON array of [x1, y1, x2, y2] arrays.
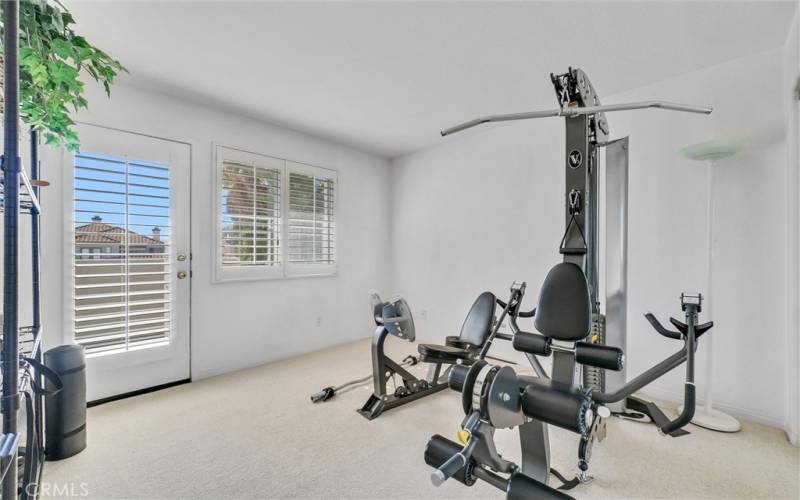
[[43, 339, 799, 499]]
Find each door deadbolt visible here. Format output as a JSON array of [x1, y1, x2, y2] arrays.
[[177, 271, 188, 279], [177, 253, 188, 262]]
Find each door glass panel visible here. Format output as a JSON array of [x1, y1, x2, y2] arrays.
[[73, 152, 172, 354]]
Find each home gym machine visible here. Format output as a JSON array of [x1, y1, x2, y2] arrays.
[[311, 291, 516, 420], [422, 68, 716, 498]]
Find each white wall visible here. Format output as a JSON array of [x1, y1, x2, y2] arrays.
[[390, 49, 791, 429], [391, 119, 564, 362], [40, 81, 391, 380], [607, 49, 787, 427], [783, 6, 799, 446]]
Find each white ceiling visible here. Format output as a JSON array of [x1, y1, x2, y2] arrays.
[[66, 1, 797, 158]]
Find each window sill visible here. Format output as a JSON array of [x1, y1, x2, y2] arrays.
[[212, 266, 337, 284], [285, 270, 338, 280]]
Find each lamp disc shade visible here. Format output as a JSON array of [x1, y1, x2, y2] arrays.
[[680, 139, 747, 161]]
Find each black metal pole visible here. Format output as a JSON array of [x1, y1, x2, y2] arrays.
[[30, 131, 39, 332], [30, 131, 44, 497], [2, 0, 21, 497]]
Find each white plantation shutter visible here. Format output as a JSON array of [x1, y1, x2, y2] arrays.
[[73, 152, 172, 354], [215, 146, 285, 281], [286, 162, 336, 274], [214, 147, 336, 281], [219, 161, 281, 266]]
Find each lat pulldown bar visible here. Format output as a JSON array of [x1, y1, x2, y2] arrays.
[[440, 100, 712, 137]]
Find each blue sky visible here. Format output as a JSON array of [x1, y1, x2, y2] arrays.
[[74, 152, 171, 243]]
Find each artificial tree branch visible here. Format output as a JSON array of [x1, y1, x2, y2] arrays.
[[1, 0, 125, 150]]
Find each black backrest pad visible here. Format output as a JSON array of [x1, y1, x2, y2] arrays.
[[458, 292, 496, 347], [534, 263, 591, 341]]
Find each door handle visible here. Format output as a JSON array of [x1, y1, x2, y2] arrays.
[[177, 271, 188, 280]]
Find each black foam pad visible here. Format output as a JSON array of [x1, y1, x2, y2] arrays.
[[458, 292, 496, 347], [575, 342, 624, 371], [507, 472, 574, 500], [513, 331, 552, 356], [417, 343, 472, 362], [424, 435, 476, 486], [521, 378, 592, 435], [534, 263, 591, 341]]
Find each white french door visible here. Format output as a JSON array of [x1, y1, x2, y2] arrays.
[[64, 124, 190, 401]]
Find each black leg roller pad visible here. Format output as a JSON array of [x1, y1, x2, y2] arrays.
[[507, 472, 574, 500], [521, 379, 593, 435], [424, 435, 476, 486], [574, 342, 624, 371], [448, 364, 470, 392], [512, 331, 552, 356]]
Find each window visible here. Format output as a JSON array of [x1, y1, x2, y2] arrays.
[[219, 162, 281, 266], [286, 162, 336, 271], [73, 152, 172, 354], [214, 146, 337, 281], [215, 146, 283, 281]]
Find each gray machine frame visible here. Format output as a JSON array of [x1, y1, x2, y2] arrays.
[[310, 294, 443, 417], [357, 294, 450, 420]]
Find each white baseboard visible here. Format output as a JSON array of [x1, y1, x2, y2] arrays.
[[786, 427, 799, 447], [638, 386, 785, 430]]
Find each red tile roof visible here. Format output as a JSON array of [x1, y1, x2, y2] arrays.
[[75, 221, 163, 246]]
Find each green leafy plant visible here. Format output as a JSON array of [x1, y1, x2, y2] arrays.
[[2, 0, 125, 150]]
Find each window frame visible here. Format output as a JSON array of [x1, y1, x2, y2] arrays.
[[212, 145, 338, 283]]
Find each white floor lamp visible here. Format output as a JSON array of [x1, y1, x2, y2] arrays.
[[677, 139, 746, 433]]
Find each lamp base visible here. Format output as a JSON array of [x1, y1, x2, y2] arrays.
[[678, 405, 741, 433]]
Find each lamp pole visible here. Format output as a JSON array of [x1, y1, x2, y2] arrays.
[[679, 139, 744, 433]]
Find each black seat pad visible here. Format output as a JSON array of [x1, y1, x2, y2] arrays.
[[417, 343, 472, 361], [416, 293, 495, 365], [444, 335, 469, 349], [535, 262, 591, 341]]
